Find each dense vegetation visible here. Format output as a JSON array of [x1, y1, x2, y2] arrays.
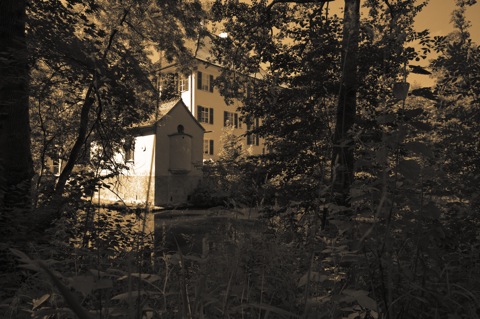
[[1, 0, 479, 318]]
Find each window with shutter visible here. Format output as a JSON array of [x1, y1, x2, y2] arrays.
[[197, 71, 214, 92], [197, 105, 203, 121], [224, 111, 240, 128], [209, 108, 214, 124], [197, 71, 202, 90], [203, 140, 209, 154], [198, 106, 214, 124], [209, 75, 214, 92], [203, 139, 214, 155], [247, 118, 260, 146]]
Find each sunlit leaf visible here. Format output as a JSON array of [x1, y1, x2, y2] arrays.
[[118, 273, 162, 283], [356, 294, 378, 311], [298, 271, 328, 287], [111, 290, 147, 301], [32, 294, 50, 310]]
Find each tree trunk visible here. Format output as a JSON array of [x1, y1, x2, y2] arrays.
[[331, 0, 360, 206], [54, 86, 95, 197], [53, 8, 130, 198], [0, 0, 33, 238]]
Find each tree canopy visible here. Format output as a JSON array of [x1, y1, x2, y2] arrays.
[[1, 0, 480, 318]]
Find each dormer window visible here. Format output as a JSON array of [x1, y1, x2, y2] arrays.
[[178, 75, 189, 92]]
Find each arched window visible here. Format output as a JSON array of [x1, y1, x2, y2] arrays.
[[177, 124, 184, 133]]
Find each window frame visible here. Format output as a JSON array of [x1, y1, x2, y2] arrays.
[[223, 111, 240, 128], [203, 139, 214, 155], [197, 71, 214, 93], [246, 118, 260, 146], [197, 105, 214, 124], [178, 74, 189, 92]]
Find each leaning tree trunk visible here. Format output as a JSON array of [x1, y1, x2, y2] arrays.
[[53, 7, 131, 199], [331, 0, 360, 206], [0, 0, 33, 239]]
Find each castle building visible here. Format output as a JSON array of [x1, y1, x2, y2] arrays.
[[96, 99, 205, 206], [158, 38, 265, 160]]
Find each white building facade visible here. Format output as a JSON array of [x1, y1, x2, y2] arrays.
[[97, 99, 205, 207], [159, 58, 265, 160]]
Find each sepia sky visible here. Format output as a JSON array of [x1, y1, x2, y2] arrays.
[[326, 0, 480, 86], [227, 0, 480, 86], [413, 1, 480, 42], [326, 1, 480, 42], [411, 1, 479, 85]]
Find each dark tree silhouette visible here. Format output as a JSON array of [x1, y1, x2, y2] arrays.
[[0, 0, 33, 238], [331, 0, 360, 206]]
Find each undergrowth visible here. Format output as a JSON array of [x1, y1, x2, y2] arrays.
[[1, 196, 479, 319]]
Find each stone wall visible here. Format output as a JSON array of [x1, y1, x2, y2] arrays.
[[96, 175, 155, 206], [154, 174, 202, 206]]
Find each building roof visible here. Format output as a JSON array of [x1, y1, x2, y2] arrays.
[[193, 35, 216, 64], [159, 34, 267, 81], [135, 98, 205, 133], [194, 35, 267, 80]]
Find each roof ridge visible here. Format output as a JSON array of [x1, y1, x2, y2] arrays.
[[159, 97, 182, 107]]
